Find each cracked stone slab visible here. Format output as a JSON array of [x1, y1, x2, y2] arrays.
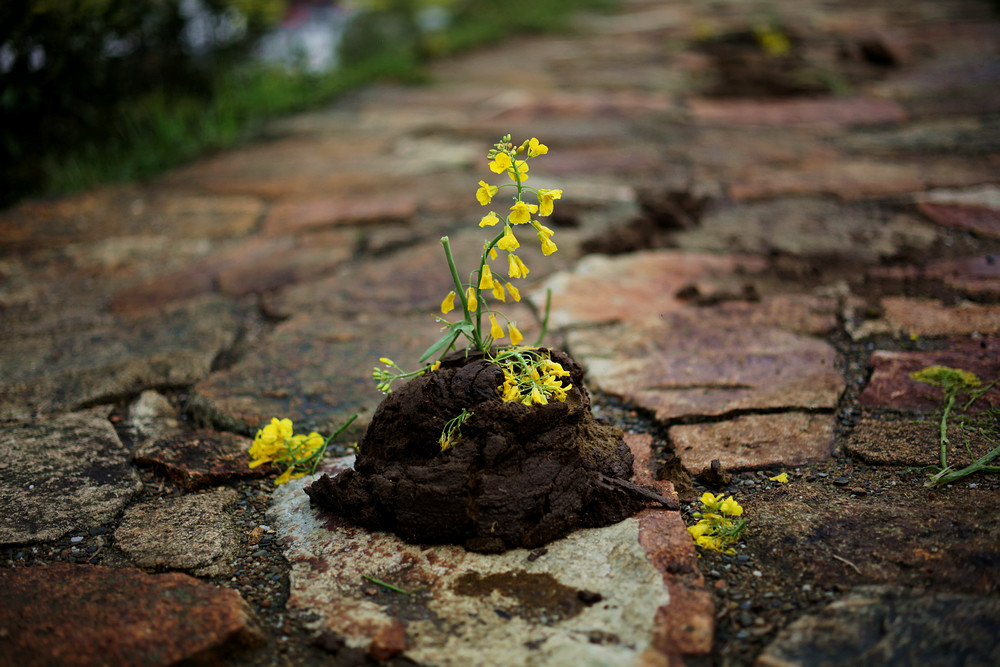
[[0, 563, 264, 666], [267, 434, 713, 666], [187, 312, 450, 436], [858, 338, 1000, 412], [133, 430, 267, 490], [757, 586, 1000, 667], [568, 311, 843, 422], [0, 295, 243, 420], [671, 413, 836, 474], [0, 409, 142, 546], [114, 488, 240, 577]]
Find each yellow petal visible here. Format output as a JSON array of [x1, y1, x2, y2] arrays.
[[489, 153, 512, 174], [478, 265, 494, 290], [509, 323, 523, 345], [489, 314, 504, 341], [465, 286, 478, 311], [479, 211, 499, 227], [441, 291, 456, 314]]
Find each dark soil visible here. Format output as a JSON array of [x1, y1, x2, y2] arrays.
[[305, 349, 653, 553]]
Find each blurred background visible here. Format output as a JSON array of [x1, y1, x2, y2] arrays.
[[0, 0, 605, 209]]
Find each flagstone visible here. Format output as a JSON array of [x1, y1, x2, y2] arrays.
[[688, 96, 907, 128], [0, 409, 142, 545], [671, 413, 836, 473], [925, 254, 1000, 297], [134, 430, 268, 490], [567, 311, 843, 422], [114, 488, 240, 577], [535, 250, 768, 330], [267, 434, 712, 666], [858, 338, 1000, 412], [186, 312, 450, 436], [0, 563, 264, 666], [758, 587, 1000, 667], [844, 418, 996, 468], [879, 297, 1000, 337], [1, 295, 242, 419], [263, 193, 419, 236]]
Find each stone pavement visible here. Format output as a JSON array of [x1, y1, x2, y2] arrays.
[[2, 0, 1000, 664]]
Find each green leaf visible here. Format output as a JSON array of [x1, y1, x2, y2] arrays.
[[418, 323, 471, 363]]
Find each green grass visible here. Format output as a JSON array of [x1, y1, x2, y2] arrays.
[[36, 0, 616, 200]]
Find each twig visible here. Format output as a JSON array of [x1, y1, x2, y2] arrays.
[[832, 553, 861, 574], [596, 473, 680, 511]]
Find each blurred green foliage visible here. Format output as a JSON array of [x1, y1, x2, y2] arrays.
[[1, 0, 613, 208]]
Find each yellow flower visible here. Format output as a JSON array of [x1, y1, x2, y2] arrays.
[[489, 314, 505, 341], [476, 180, 499, 205], [496, 226, 520, 251], [491, 281, 507, 302], [769, 472, 789, 484], [687, 522, 711, 539], [479, 264, 495, 290], [537, 189, 562, 216], [466, 286, 478, 311], [501, 381, 521, 402], [527, 137, 548, 157], [700, 492, 721, 511], [530, 386, 548, 405], [506, 283, 521, 301], [508, 255, 530, 279], [441, 290, 456, 314], [509, 323, 523, 345], [430, 361, 442, 371], [489, 152, 512, 174], [508, 159, 529, 182], [479, 211, 500, 227], [538, 233, 558, 256], [509, 201, 538, 225], [274, 467, 296, 485], [719, 496, 743, 517]]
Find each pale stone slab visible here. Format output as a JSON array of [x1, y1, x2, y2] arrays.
[[268, 438, 712, 665], [671, 413, 836, 473], [0, 409, 142, 545], [115, 488, 240, 577], [568, 312, 843, 422], [880, 297, 1000, 337]]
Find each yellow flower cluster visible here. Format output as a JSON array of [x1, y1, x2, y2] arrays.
[[494, 348, 571, 406], [248, 417, 326, 485], [687, 492, 747, 554]]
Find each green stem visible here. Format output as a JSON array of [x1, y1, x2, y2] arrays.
[[939, 389, 956, 469], [928, 442, 1000, 487], [309, 413, 358, 474], [362, 574, 414, 595], [441, 236, 482, 350]]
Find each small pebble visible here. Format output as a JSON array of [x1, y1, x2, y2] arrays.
[[70, 536, 84, 544]]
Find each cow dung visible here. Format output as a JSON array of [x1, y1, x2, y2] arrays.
[[305, 348, 655, 552]]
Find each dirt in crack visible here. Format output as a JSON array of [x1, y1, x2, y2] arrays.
[[305, 349, 648, 552]]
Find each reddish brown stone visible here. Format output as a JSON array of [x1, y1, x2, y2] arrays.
[[263, 194, 418, 236], [109, 268, 216, 316], [670, 413, 836, 473], [0, 563, 264, 666], [728, 160, 925, 201], [133, 430, 268, 490], [368, 620, 408, 661], [918, 202, 1000, 239], [925, 255, 1000, 297], [688, 96, 907, 128], [859, 338, 1000, 412], [880, 297, 1000, 337]]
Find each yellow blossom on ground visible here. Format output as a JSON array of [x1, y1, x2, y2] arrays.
[[530, 386, 547, 405], [537, 189, 562, 216], [509, 201, 538, 225], [479, 211, 499, 227], [489, 314, 504, 341], [441, 291, 456, 314], [769, 472, 789, 483], [430, 361, 441, 371], [496, 226, 520, 251], [476, 180, 499, 205], [508, 254, 530, 279], [720, 496, 744, 516], [527, 137, 548, 157], [479, 264, 495, 290]]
